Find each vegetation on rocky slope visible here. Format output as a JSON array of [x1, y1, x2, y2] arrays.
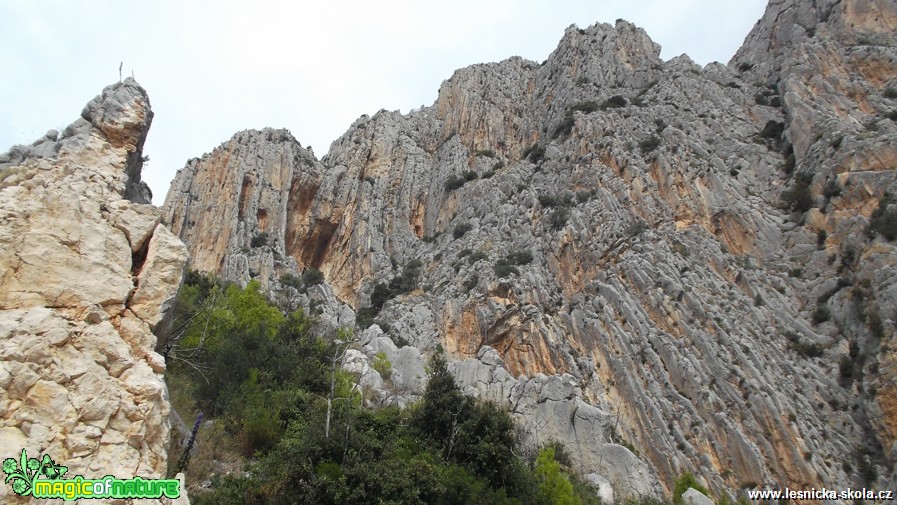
[[163, 272, 603, 504]]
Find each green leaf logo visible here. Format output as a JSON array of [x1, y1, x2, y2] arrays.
[[2, 449, 45, 497]]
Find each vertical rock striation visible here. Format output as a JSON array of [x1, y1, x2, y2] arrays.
[[163, 0, 897, 498], [0, 79, 188, 503]]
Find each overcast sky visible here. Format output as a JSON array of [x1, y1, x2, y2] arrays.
[[1, 1, 767, 205]]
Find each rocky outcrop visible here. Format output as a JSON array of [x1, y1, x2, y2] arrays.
[[0, 79, 188, 503], [163, 0, 897, 499]]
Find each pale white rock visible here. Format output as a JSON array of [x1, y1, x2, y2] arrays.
[[0, 78, 188, 504], [682, 488, 714, 505]]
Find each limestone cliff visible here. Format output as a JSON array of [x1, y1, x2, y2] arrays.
[[162, 0, 897, 499], [0, 79, 188, 503]]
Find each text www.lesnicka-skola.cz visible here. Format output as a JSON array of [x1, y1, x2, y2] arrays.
[[748, 487, 894, 501]]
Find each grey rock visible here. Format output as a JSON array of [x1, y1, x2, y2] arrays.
[[682, 488, 714, 505], [162, 0, 897, 497]]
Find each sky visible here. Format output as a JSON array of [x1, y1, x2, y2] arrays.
[[0, 1, 767, 205]]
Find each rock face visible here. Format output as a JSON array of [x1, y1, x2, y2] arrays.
[[162, 0, 897, 498], [0, 79, 188, 503]]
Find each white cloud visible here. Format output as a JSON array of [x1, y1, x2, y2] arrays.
[[0, 0, 767, 204]]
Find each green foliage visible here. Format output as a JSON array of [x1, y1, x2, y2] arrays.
[[784, 331, 824, 357], [468, 250, 489, 264], [535, 447, 580, 505], [171, 274, 604, 505], [672, 472, 709, 505], [372, 351, 393, 380], [554, 102, 602, 138], [600, 95, 627, 109], [365, 260, 424, 322], [494, 263, 520, 277], [505, 250, 533, 265], [493, 160, 506, 170], [550, 208, 571, 230], [782, 172, 814, 213], [250, 232, 269, 248], [464, 170, 479, 181], [302, 268, 325, 286], [759, 120, 785, 140], [866, 192, 897, 241], [355, 307, 378, 330], [476, 149, 497, 157], [576, 190, 595, 204], [454, 222, 473, 239], [817, 230, 828, 249], [885, 87, 897, 99], [639, 135, 661, 154], [445, 175, 467, 191], [539, 193, 574, 208], [279, 273, 302, 290], [811, 304, 831, 324], [523, 144, 546, 163]]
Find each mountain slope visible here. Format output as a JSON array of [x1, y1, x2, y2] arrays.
[[162, 0, 897, 497]]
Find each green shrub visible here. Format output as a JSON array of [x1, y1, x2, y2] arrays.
[[571, 101, 600, 114], [673, 472, 709, 505], [885, 87, 897, 99], [464, 170, 479, 181], [373, 351, 393, 380], [505, 250, 533, 265], [356, 307, 378, 329], [475, 149, 496, 157], [468, 251, 488, 264], [454, 222, 473, 239], [523, 144, 546, 163], [302, 268, 324, 286], [576, 190, 595, 204], [250, 232, 269, 248], [786, 332, 824, 357], [534, 447, 579, 505], [866, 193, 897, 241], [759, 120, 785, 140], [639, 135, 661, 154], [811, 304, 831, 324], [539, 193, 574, 209], [782, 172, 814, 213], [445, 175, 466, 191], [492, 160, 505, 170], [463, 275, 479, 291], [553, 116, 576, 139], [600, 95, 627, 109], [549, 208, 570, 230], [494, 263, 520, 278], [280, 273, 302, 290]]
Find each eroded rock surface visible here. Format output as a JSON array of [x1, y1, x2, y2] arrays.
[[163, 0, 897, 498], [0, 79, 188, 503]]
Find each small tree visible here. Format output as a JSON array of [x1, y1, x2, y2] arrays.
[[535, 447, 580, 505]]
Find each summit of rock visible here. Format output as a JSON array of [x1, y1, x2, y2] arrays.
[[0, 79, 188, 503]]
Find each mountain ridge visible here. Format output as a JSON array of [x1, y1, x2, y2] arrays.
[[158, 0, 897, 498]]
